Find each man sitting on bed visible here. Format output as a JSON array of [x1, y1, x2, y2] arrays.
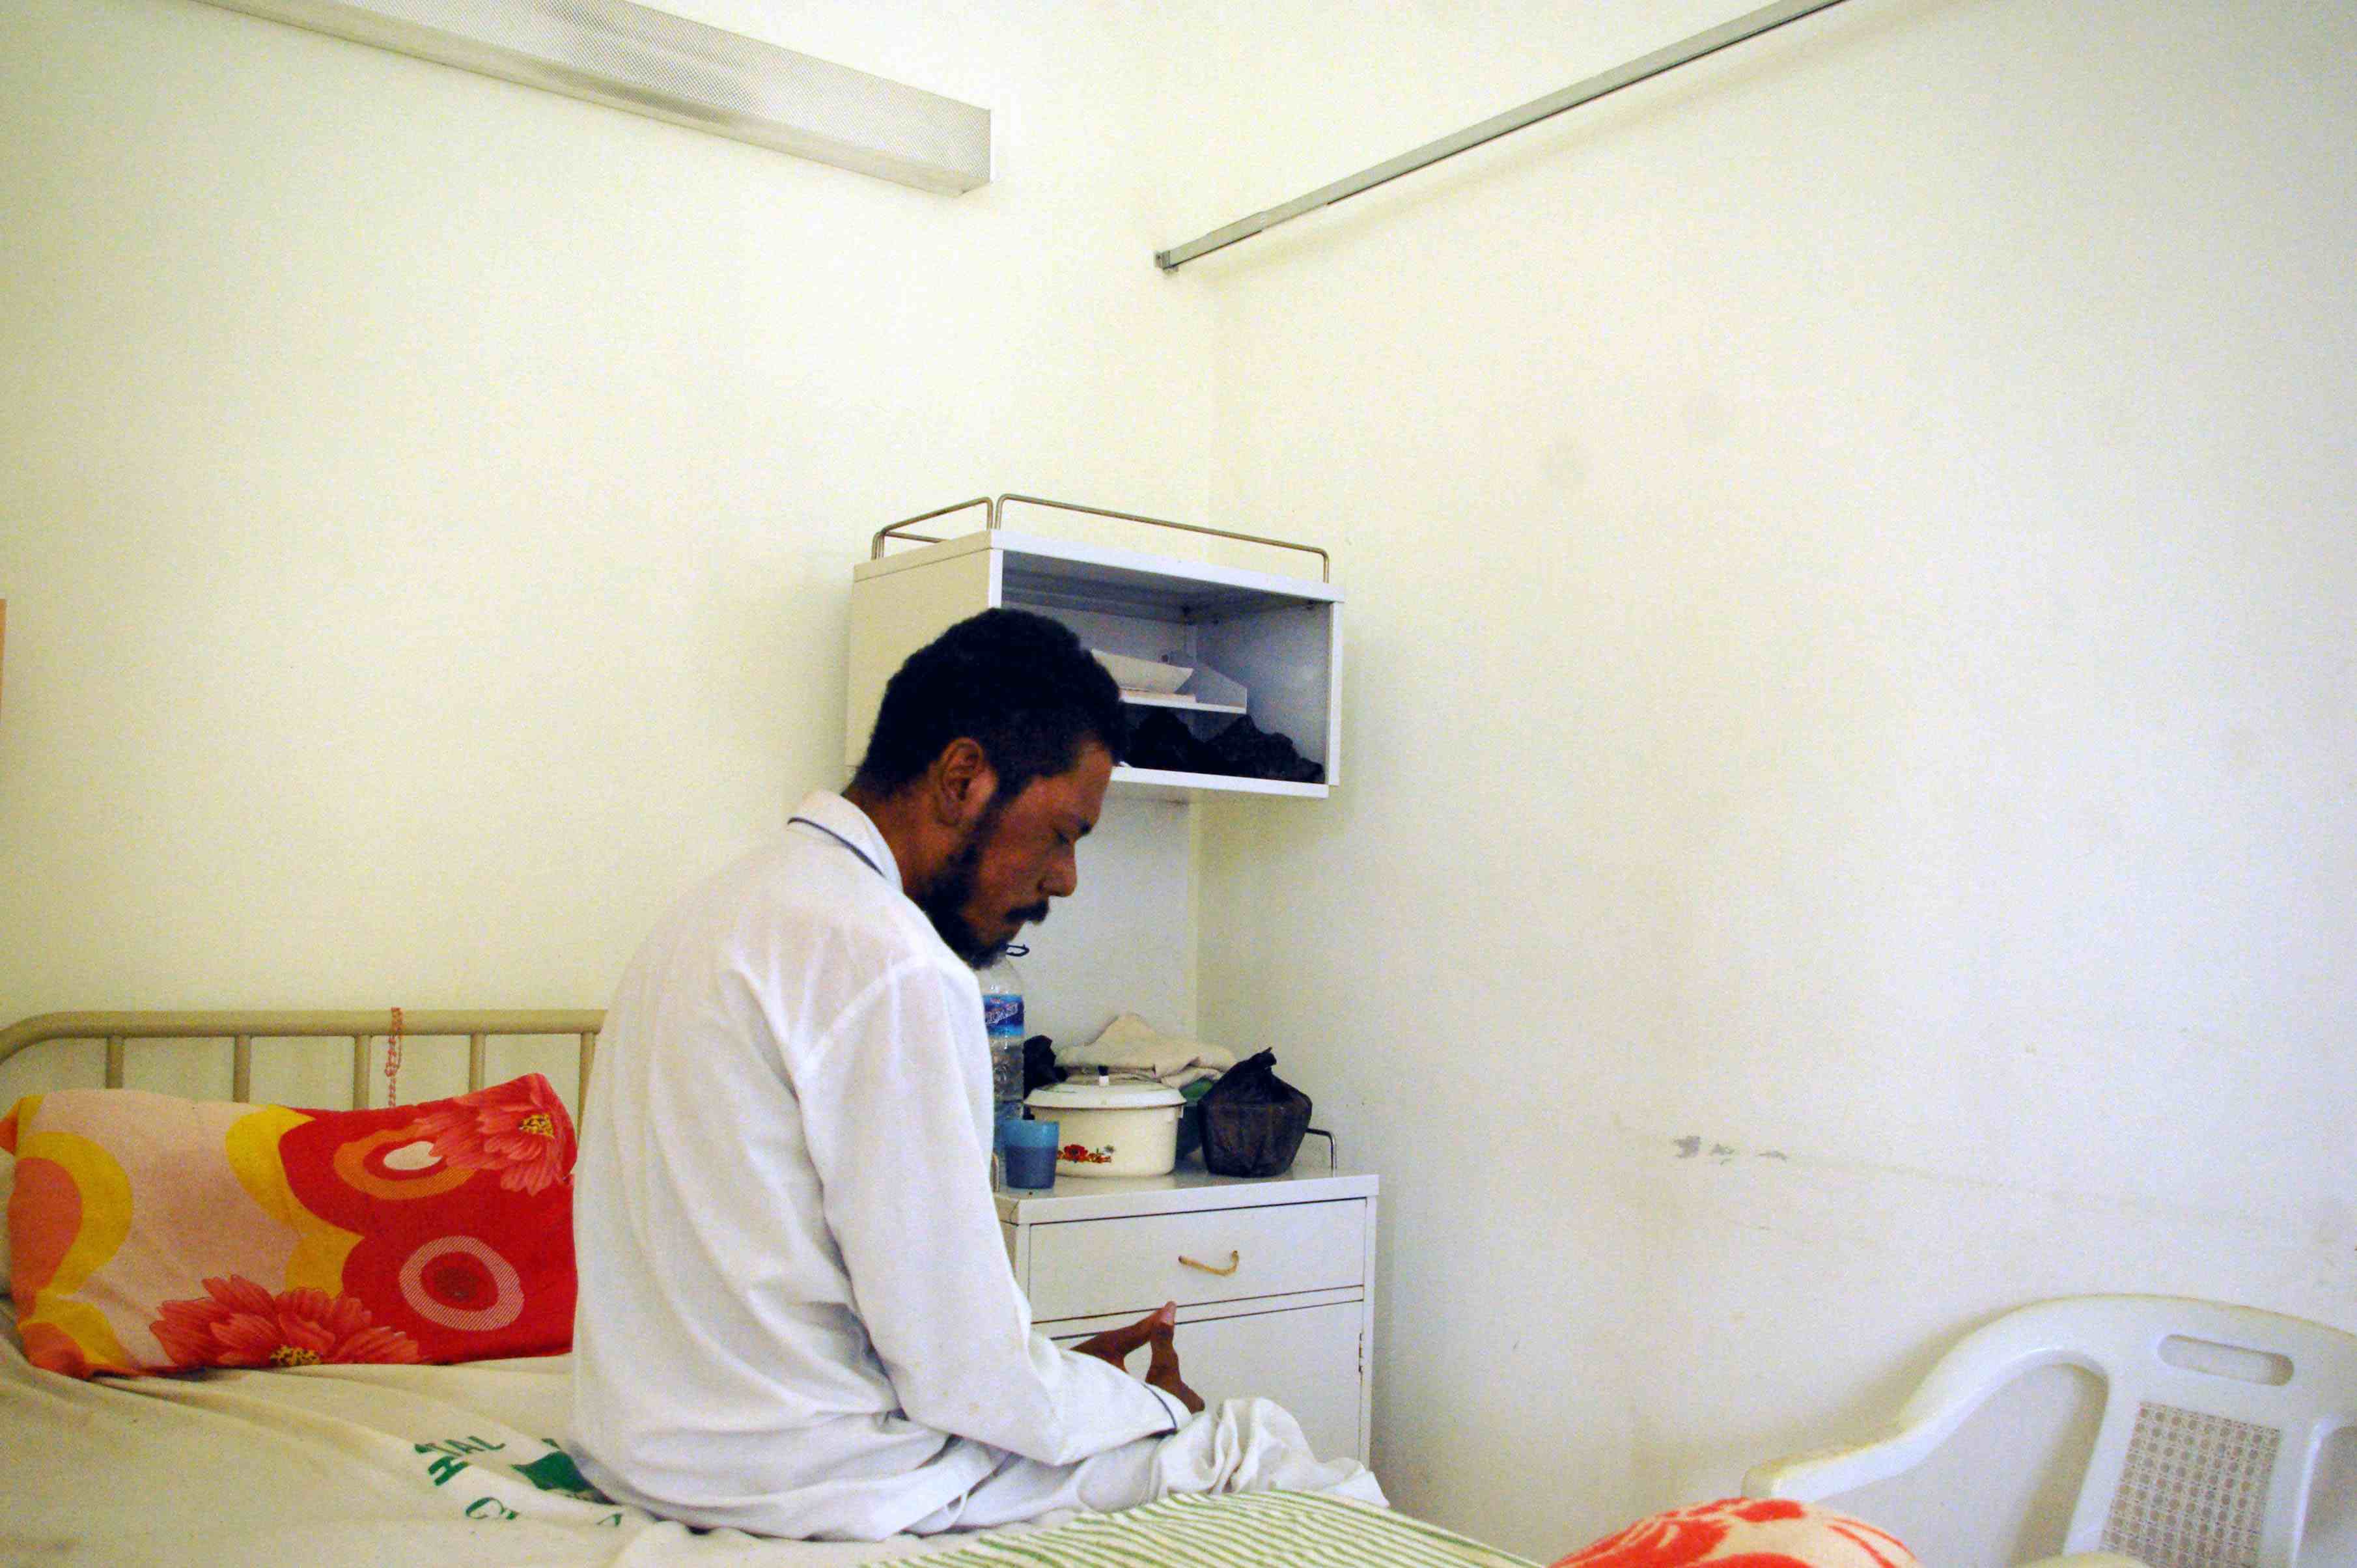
[[570, 608, 1383, 1540]]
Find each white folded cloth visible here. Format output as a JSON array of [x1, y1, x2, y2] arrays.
[[1057, 1014, 1236, 1084]]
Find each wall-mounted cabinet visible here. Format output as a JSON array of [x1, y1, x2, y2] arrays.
[[848, 516, 1341, 800]]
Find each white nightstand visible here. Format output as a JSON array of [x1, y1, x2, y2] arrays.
[[996, 1164, 1378, 1462]]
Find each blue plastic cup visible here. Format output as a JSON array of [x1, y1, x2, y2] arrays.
[[994, 1104, 1026, 1154], [1001, 1117, 1059, 1190]]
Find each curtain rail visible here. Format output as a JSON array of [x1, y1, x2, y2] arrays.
[[1154, 0, 1851, 272]]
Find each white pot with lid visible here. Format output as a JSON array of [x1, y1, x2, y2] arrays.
[[1024, 1076, 1184, 1178]]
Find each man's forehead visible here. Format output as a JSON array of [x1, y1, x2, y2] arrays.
[[1003, 749, 1110, 830]]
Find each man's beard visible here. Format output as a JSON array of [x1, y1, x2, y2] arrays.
[[917, 804, 1050, 967]]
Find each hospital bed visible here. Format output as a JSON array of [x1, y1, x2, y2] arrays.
[[1, 1007, 1914, 1568], [0, 1007, 1539, 1568]]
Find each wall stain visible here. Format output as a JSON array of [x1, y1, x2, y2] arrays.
[[1619, 1113, 2335, 1251], [1670, 1134, 1792, 1164]]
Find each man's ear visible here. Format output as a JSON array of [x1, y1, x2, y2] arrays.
[[927, 738, 998, 830]]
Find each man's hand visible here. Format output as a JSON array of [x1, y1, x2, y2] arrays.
[[1070, 1302, 1171, 1368], [1071, 1301, 1206, 1415], [1143, 1316, 1205, 1414]]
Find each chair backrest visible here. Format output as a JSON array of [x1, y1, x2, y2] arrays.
[[1920, 1296, 2357, 1567]]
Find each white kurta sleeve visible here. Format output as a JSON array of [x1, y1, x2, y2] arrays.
[[793, 959, 1187, 1468]]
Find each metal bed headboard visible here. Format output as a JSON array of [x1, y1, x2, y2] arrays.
[[0, 1010, 604, 1110]]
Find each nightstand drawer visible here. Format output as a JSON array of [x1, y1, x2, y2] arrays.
[[1027, 1198, 1364, 1321]]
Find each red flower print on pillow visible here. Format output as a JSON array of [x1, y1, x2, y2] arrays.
[[402, 1075, 577, 1196], [1553, 1498, 1912, 1568], [150, 1276, 423, 1369], [1555, 1504, 1733, 1568]]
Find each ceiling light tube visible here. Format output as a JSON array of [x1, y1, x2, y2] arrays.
[[197, 0, 992, 194]]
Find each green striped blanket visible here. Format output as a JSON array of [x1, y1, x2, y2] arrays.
[[902, 1489, 1542, 1568]]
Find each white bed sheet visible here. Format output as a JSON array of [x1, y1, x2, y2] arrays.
[[0, 1317, 1053, 1567]]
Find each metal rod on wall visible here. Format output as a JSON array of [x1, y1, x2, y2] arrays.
[[1154, 0, 1852, 272]]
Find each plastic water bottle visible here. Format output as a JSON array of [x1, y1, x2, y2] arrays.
[[976, 952, 1025, 1124]]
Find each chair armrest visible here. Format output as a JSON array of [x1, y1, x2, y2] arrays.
[[1741, 1426, 1949, 1501], [1750, 1312, 2104, 1502]]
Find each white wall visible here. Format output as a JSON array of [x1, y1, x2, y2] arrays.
[[0, 0, 1206, 1108], [1184, 1, 2357, 1561]]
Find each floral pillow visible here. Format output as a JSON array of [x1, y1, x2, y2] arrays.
[[1554, 1498, 1918, 1568], [0, 1143, 14, 1298], [2, 1076, 577, 1377]]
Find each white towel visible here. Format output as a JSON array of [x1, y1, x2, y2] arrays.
[[1056, 1015, 1236, 1083]]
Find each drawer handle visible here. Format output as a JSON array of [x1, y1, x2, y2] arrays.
[[1178, 1250, 1241, 1277]]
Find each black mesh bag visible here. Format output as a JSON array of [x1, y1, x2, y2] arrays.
[[1197, 1050, 1312, 1177]]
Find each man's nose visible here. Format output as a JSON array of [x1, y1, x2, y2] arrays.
[[1044, 850, 1079, 899]]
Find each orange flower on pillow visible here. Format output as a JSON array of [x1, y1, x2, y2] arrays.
[[403, 1076, 576, 1196], [1554, 1499, 1912, 1568], [1556, 1504, 1735, 1568], [150, 1276, 422, 1369]]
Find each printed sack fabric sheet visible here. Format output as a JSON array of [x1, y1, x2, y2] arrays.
[[2, 1074, 577, 1377], [1552, 1498, 1918, 1568], [0, 1328, 957, 1568]]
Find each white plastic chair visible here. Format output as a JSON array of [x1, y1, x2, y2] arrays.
[[1743, 1296, 2357, 1568]]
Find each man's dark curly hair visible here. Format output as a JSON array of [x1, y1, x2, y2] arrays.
[[852, 609, 1127, 804]]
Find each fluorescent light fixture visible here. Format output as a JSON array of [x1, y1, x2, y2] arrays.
[[196, 0, 992, 194]]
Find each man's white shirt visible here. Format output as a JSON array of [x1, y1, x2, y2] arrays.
[[571, 790, 1186, 1540]]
